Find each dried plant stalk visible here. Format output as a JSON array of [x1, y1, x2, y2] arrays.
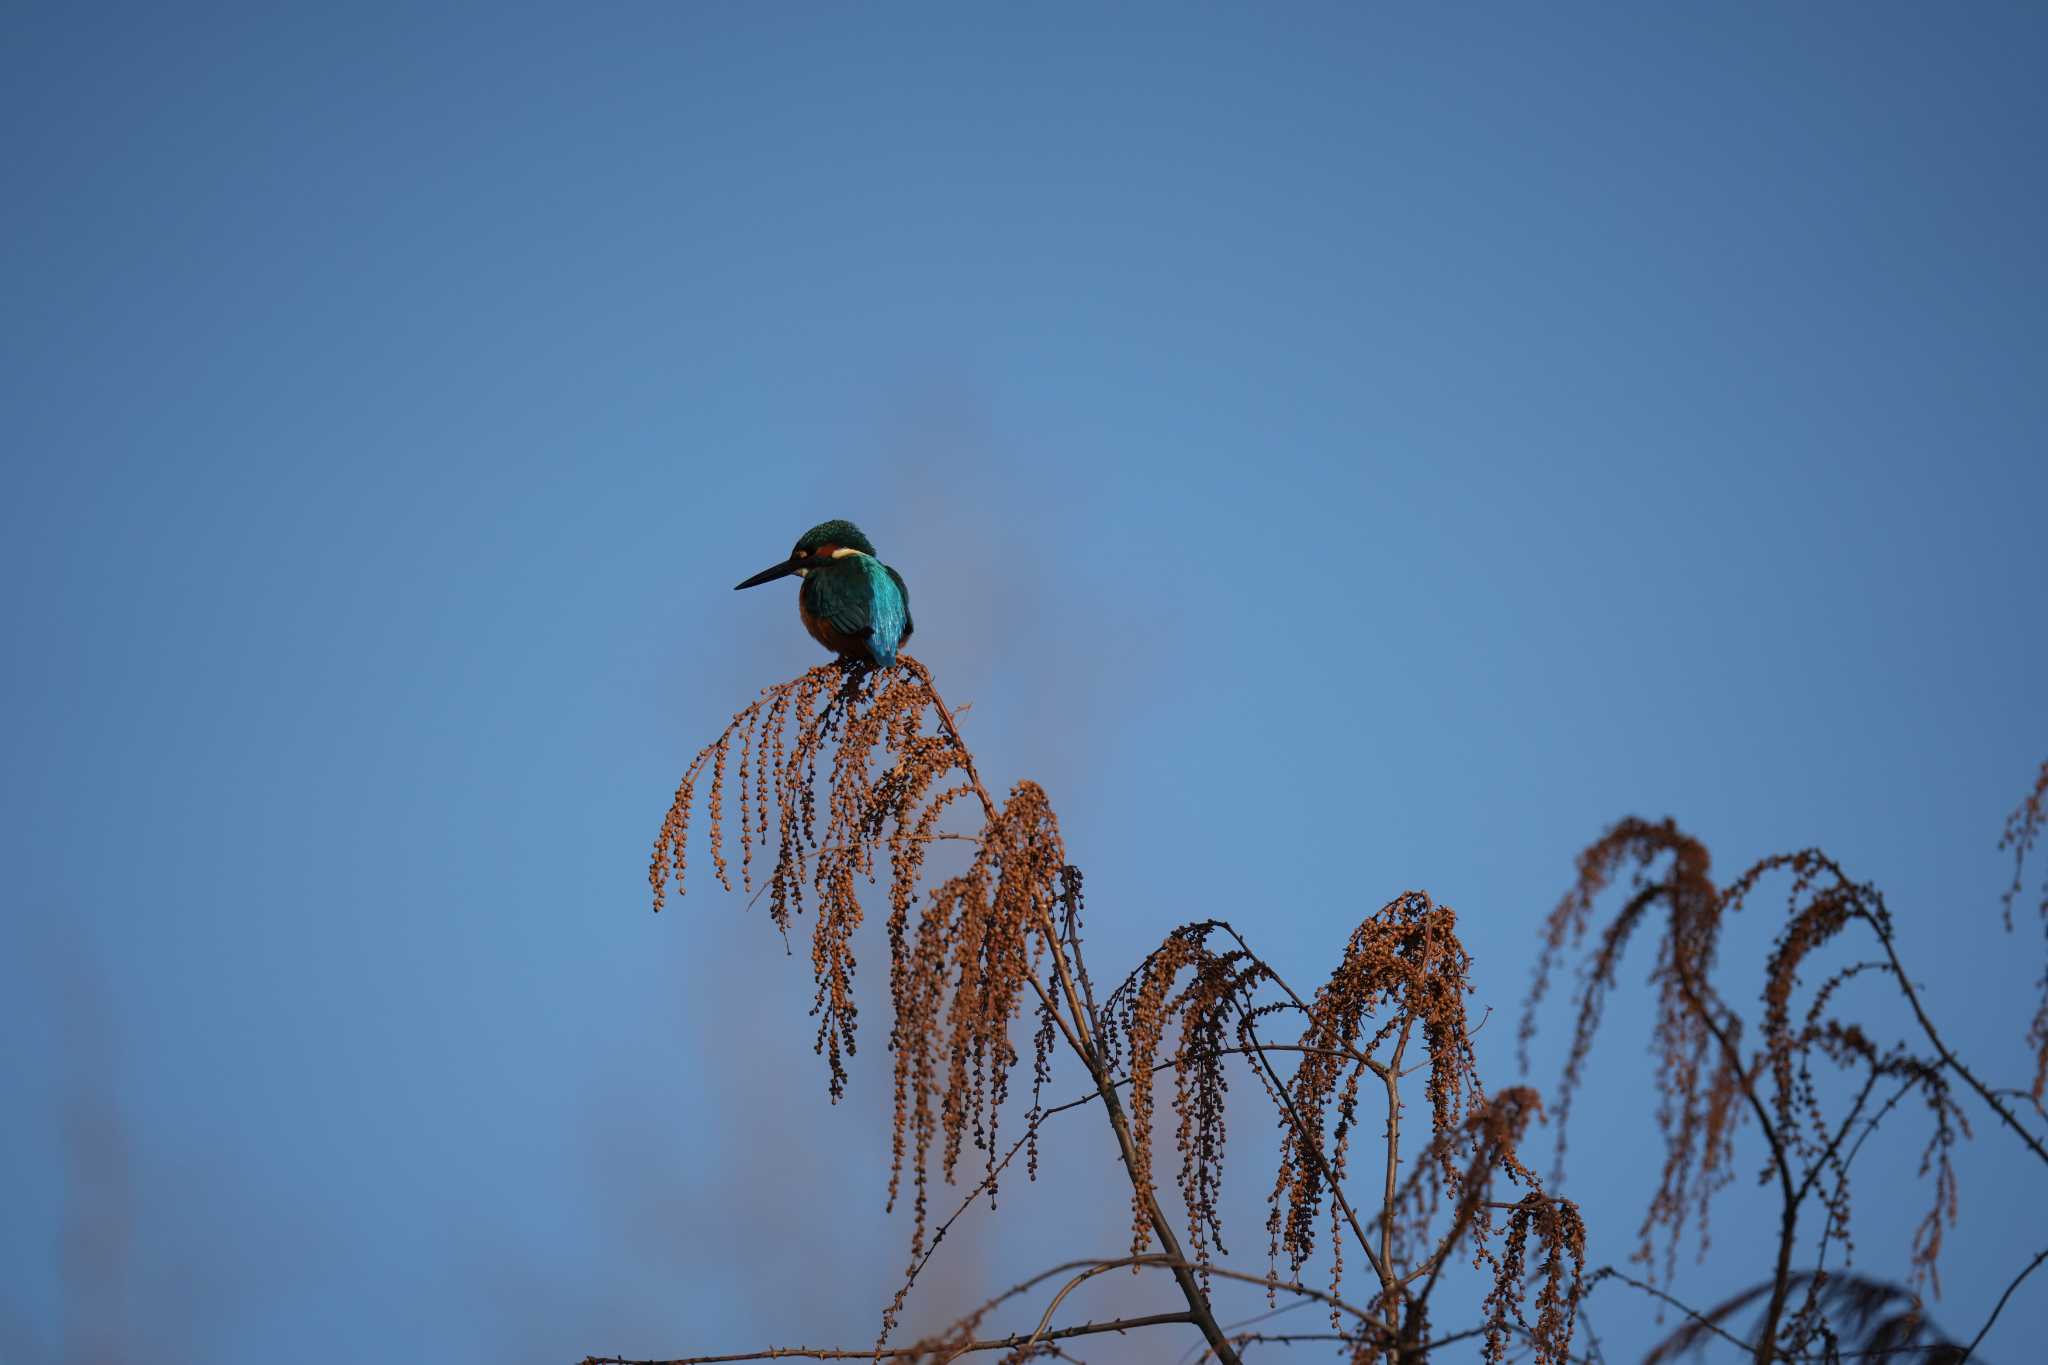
[[650, 660, 1065, 1272], [638, 658, 2041, 1365], [1515, 784, 2048, 1363], [649, 660, 1593, 1363], [644, 664, 2033, 1365]]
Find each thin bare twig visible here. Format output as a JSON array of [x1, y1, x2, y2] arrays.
[[906, 661, 1244, 1365], [1586, 1266, 1751, 1356], [579, 1310, 1194, 1365], [1960, 1243, 2048, 1364], [1870, 916, 2048, 1168]]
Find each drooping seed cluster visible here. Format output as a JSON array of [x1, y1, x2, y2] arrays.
[[644, 661, 2033, 1363], [1095, 902, 1584, 1365], [648, 657, 1064, 1311], [1742, 850, 1967, 1296], [1518, 818, 1737, 1279], [889, 777, 1064, 1265], [655, 660, 1601, 1362], [1999, 758, 2048, 1098], [1520, 818, 1970, 1299], [1481, 1185, 1587, 1365], [1270, 894, 1485, 1303], [1101, 922, 1273, 1285]]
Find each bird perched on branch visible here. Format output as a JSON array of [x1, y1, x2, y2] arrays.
[[735, 519, 913, 668]]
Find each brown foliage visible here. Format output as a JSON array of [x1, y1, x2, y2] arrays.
[[1101, 921, 1264, 1283], [1518, 760, 2048, 1361], [1518, 821, 1970, 1297], [1266, 894, 1488, 1284], [646, 659, 1585, 1364], [1093, 904, 1586, 1364], [649, 659, 1063, 1278], [637, 660, 2042, 1365]]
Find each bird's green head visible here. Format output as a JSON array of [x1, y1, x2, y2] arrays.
[[794, 519, 877, 557], [735, 519, 880, 590]]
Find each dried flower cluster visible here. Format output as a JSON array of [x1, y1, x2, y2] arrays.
[[638, 644, 2040, 1365], [1097, 900, 1585, 1365], [1269, 894, 1486, 1287], [648, 658, 1065, 1278], [1511, 806, 2048, 1361], [1384, 1086, 1587, 1364], [647, 659, 1598, 1365], [1482, 1185, 1587, 1365], [1101, 922, 1270, 1282]]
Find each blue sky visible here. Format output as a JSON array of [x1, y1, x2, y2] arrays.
[[4, 4, 2044, 1361]]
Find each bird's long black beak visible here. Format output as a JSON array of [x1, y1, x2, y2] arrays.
[[735, 558, 799, 590]]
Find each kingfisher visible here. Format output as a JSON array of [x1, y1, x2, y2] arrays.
[[734, 519, 914, 667]]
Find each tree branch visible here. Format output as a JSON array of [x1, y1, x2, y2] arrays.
[[578, 1311, 1195, 1365], [1960, 1243, 2048, 1364], [1868, 909, 2048, 1169], [904, 659, 1244, 1365], [1587, 1266, 1751, 1356], [1666, 954, 1802, 1361]]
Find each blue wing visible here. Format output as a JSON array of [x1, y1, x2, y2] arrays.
[[885, 565, 912, 649], [864, 559, 909, 665], [801, 557, 911, 665]]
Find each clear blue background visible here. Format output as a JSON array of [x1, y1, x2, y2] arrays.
[[5, 4, 2044, 1361]]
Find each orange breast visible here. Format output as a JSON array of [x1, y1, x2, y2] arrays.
[[799, 596, 863, 656]]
